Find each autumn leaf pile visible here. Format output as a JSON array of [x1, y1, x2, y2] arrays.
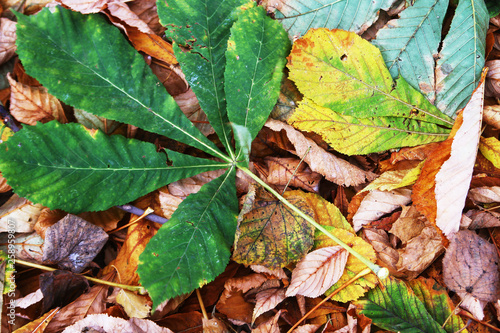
[[1, 0, 500, 332]]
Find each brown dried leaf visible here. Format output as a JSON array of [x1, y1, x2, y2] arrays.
[[202, 317, 228, 333], [3, 232, 44, 262], [362, 228, 399, 274], [0, 194, 43, 233], [264, 119, 374, 186], [0, 172, 11, 193], [413, 71, 486, 236], [39, 270, 89, 313], [61, 313, 173, 333], [128, 0, 163, 34], [468, 186, 500, 203], [168, 169, 226, 198], [486, 60, 500, 98], [106, 0, 154, 34], [13, 308, 59, 333], [0, 18, 16, 65], [352, 188, 412, 232], [483, 105, 500, 129], [291, 324, 321, 333], [8, 73, 67, 125], [79, 207, 124, 232], [252, 310, 282, 333], [42, 214, 109, 273], [158, 190, 183, 219], [380, 143, 440, 169], [443, 230, 500, 302], [250, 265, 287, 279], [286, 246, 348, 298], [389, 206, 427, 243], [265, 156, 322, 193], [15, 289, 43, 309], [465, 210, 500, 229], [252, 287, 286, 323], [56, 0, 109, 14], [224, 273, 268, 294], [173, 88, 214, 136], [34, 208, 66, 238]]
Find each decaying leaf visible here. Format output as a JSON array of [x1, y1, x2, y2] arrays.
[[286, 246, 348, 298], [264, 119, 374, 186], [126, 28, 176, 65], [173, 88, 214, 136], [74, 108, 121, 135], [0, 18, 16, 65], [443, 230, 500, 302], [8, 73, 67, 125], [0, 232, 44, 262], [203, 317, 228, 333], [15, 289, 43, 309], [413, 70, 486, 236], [42, 214, 109, 273], [486, 60, 500, 97], [352, 188, 412, 232], [0, 193, 43, 233]]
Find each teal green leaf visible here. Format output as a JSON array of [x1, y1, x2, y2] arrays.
[[138, 168, 238, 307], [354, 276, 447, 333], [0, 122, 228, 213], [372, 0, 448, 103], [435, 0, 489, 116], [268, 0, 396, 38], [157, 0, 254, 156], [225, 5, 290, 150], [14, 7, 222, 158]]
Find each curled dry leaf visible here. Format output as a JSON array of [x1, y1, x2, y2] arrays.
[[413, 70, 486, 236], [62, 313, 173, 333], [457, 293, 486, 320], [265, 156, 322, 193], [483, 105, 500, 129], [486, 60, 500, 97], [8, 73, 67, 125], [127, 0, 163, 34], [264, 119, 374, 187], [286, 246, 348, 298], [352, 188, 412, 232], [15, 288, 43, 309], [468, 186, 500, 203], [252, 287, 286, 323], [42, 214, 109, 273], [443, 230, 500, 302], [56, 0, 109, 14], [0, 18, 16, 65], [116, 289, 151, 319], [0, 193, 43, 233], [250, 265, 287, 279], [362, 228, 399, 275], [465, 210, 500, 229], [252, 309, 282, 333]]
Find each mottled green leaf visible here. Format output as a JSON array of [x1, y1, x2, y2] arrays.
[[158, 0, 254, 155], [14, 7, 222, 158], [232, 185, 314, 269], [355, 276, 447, 333], [435, 0, 489, 116], [373, 0, 448, 103], [138, 168, 238, 307], [0, 122, 228, 213]]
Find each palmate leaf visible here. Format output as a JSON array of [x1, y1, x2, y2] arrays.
[[267, 0, 396, 38], [157, 0, 254, 155], [14, 7, 222, 159], [138, 168, 238, 308], [225, 6, 290, 158], [0, 122, 228, 213], [372, 0, 448, 103], [435, 0, 489, 116]]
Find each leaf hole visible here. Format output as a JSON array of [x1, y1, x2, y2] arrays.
[[340, 54, 347, 61]]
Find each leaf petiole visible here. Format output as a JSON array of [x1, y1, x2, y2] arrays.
[[238, 165, 389, 280]]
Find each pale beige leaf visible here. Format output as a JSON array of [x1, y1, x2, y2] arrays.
[[57, 0, 109, 14], [265, 119, 374, 186], [15, 289, 43, 309], [362, 228, 399, 273], [158, 190, 182, 219], [116, 289, 151, 319], [286, 246, 348, 298], [106, 0, 154, 34], [291, 324, 321, 333], [0, 232, 44, 262], [62, 313, 173, 333], [0, 18, 16, 65], [252, 310, 282, 333], [468, 186, 500, 203], [265, 156, 322, 193], [457, 293, 486, 321], [0, 194, 43, 233], [389, 205, 427, 243], [8, 73, 67, 125], [483, 105, 500, 129], [250, 265, 287, 279], [252, 287, 286, 323], [168, 169, 226, 198], [352, 188, 412, 232]]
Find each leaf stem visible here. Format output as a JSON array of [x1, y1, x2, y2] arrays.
[[15, 259, 147, 294], [237, 165, 389, 280]]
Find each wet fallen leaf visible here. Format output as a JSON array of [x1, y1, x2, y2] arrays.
[[443, 230, 500, 302], [116, 289, 151, 319], [0, 18, 16, 65], [0, 194, 43, 233], [8, 73, 67, 125], [264, 119, 375, 186], [42, 214, 109, 273], [413, 71, 486, 236], [286, 246, 348, 298]]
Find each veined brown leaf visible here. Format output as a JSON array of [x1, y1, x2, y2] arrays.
[[0, 18, 16, 65], [286, 246, 348, 298], [253, 287, 286, 323]]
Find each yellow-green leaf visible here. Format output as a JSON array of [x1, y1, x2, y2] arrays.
[[362, 161, 424, 192], [479, 136, 500, 169]]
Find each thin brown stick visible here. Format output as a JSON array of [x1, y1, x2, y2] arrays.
[[196, 289, 208, 320]]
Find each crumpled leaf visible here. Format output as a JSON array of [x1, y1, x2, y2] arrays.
[[468, 186, 500, 203], [352, 188, 412, 232], [264, 119, 374, 186], [362, 228, 399, 275], [8, 73, 67, 125], [233, 185, 314, 269], [62, 313, 173, 333], [0, 18, 16, 65], [265, 156, 322, 193], [0, 193, 43, 233], [443, 230, 500, 302], [252, 309, 282, 333], [286, 246, 348, 298], [413, 70, 486, 236], [42, 214, 108, 273], [287, 29, 453, 155], [253, 286, 286, 323], [116, 289, 151, 319], [264, 0, 396, 37]]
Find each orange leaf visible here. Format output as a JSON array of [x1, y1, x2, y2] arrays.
[[127, 28, 177, 65]]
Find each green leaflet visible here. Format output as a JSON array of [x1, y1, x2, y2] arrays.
[[355, 277, 465, 333], [225, 6, 291, 157], [14, 7, 222, 159], [267, 0, 396, 38], [372, 0, 448, 104], [138, 168, 238, 308], [486, 0, 500, 17], [435, 0, 489, 116], [290, 98, 450, 155], [0, 122, 228, 213], [157, 0, 254, 156]]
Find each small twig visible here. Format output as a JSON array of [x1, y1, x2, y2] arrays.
[[0, 104, 20, 133], [109, 207, 154, 234], [116, 204, 169, 224], [458, 310, 500, 332], [281, 146, 311, 194], [15, 259, 147, 294], [196, 289, 208, 320]]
